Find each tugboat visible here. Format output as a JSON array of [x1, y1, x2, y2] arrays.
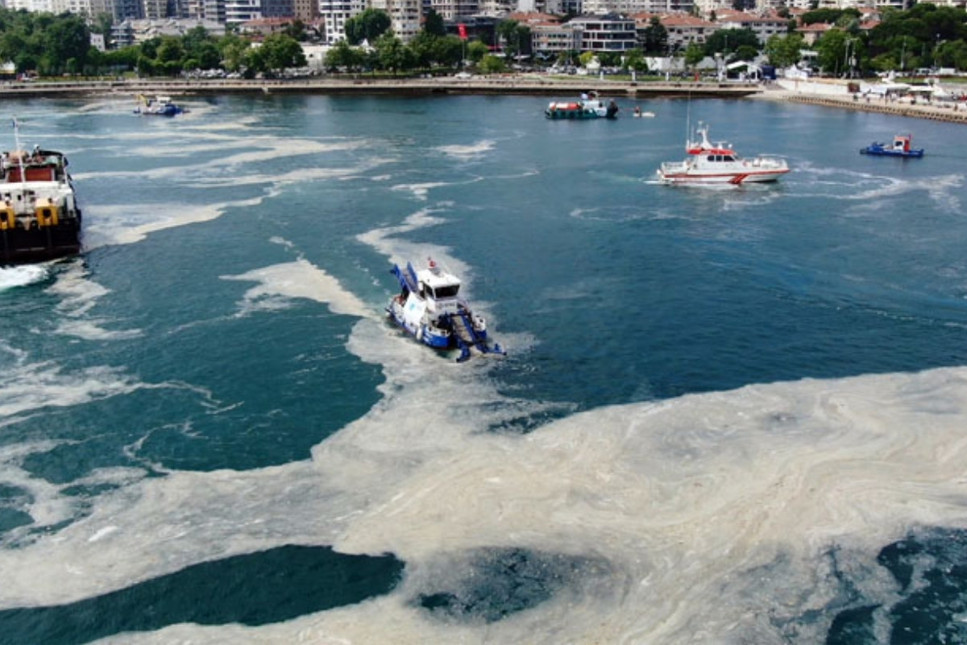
[[860, 134, 924, 158], [0, 121, 82, 265], [387, 258, 504, 362], [134, 95, 185, 117], [656, 122, 789, 186], [545, 91, 619, 120]]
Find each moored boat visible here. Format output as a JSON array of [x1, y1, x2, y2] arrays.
[[387, 258, 504, 362], [860, 134, 924, 158], [545, 92, 619, 120], [656, 122, 789, 186], [134, 95, 185, 117], [0, 121, 82, 265]]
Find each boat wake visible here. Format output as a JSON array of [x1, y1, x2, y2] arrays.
[[0, 264, 48, 290]]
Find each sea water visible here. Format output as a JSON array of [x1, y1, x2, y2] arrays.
[[0, 93, 967, 644]]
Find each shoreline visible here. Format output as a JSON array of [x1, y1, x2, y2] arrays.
[[752, 85, 967, 124], [0, 76, 759, 99], [1, 76, 965, 123]]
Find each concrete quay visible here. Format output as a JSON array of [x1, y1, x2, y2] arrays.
[[753, 81, 967, 125], [0, 76, 761, 100]]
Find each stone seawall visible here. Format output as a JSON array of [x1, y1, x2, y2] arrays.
[[0, 77, 761, 100]]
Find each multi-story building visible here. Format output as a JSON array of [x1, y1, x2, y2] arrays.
[[568, 14, 637, 52], [319, 0, 365, 43], [260, 0, 292, 18], [201, 0, 226, 21], [429, 0, 477, 21], [530, 18, 581, 55], [659, 13, 715, 51], [478, 0, 513, 17], [292, 0, 317, 22], [225, 0, 261, 23], [369, 0, 421, 41], [714, 9, 788, 43]]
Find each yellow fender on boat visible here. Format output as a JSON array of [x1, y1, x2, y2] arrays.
[[36, 199, 59, 227], [0, 203, 14, 230]]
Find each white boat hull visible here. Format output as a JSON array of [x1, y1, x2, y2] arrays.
[[657, 167, 790, 185]]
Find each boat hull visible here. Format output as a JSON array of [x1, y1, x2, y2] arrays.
[[0, 219, 82, 265], [860, 148, 924, 158], [387, 298, 452, 350], [545, 109, 608, 120], [657, 169, 790, 185]]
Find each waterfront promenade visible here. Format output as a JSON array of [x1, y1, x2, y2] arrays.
[[754, 80, 967, 124], [0, 75, 758, 100], [1, 74, 965, 123]]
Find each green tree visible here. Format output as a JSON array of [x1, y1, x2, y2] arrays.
[[374, 32, 413, 74], [640, 17, 668, 55], [703, 28, 759, 56], [815, 28, 850, 76], [624, 48, 648, 72], [423, 9, 445, 37], [283, 19, 306, 42], [497, 19, 531, 60], [43, 14, 91, 74], [684, 42, 706, 69], [764, 33, 804, 67], [324, 39, 364, 71], [260, 32, 306, 72], [467, 40, 489, 64], [345, 9, 391, 46], [432, 35, 464, 69], [218, 34, 251, 72], [478, 53, 506, 74], [734, 44, 758, 61], [801, 8, 859, 25]]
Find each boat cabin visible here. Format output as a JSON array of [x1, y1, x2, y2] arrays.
[[418, 261, 462, 312], [892, 135, 914, 152]]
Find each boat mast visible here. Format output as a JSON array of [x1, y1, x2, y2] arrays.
[[12, 116, 25, 186], [684, 89, 692, 150]]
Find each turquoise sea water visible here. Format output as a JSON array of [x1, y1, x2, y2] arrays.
[[1, 93, 967, 643]]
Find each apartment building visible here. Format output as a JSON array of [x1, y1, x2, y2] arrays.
[[568, 14, 638, 52], [714, 9, 788, 43], [660, 13, 715, 51], [369, 0, 422, 41]]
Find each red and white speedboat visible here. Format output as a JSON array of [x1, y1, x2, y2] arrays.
[[657, 123, 789, 186]]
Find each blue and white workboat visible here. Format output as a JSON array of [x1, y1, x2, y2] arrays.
[[387, 258, 504, 362], [860, 134, 924, 158]]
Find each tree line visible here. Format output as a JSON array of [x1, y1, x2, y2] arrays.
[[0, 3, 964, 79], [0, 8, 306, 77]]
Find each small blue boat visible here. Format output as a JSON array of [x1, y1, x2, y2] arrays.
[[386, 258, 505, 362], [860, 134, 924, 158], [134, 95, 185, 117]]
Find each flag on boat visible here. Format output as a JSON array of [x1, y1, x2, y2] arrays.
[[457, 23, 467, 39]]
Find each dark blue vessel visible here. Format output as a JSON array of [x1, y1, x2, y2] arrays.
[[860, 134, 924, 157]]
